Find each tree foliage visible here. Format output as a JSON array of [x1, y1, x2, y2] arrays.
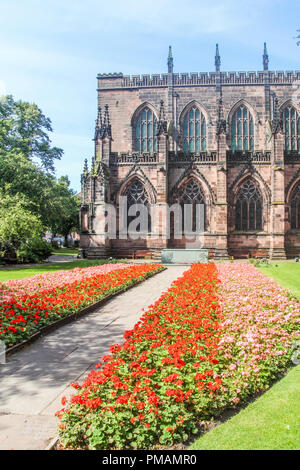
[[0, 150, 80, 237], [46, 176, 80, 246], [0, 192, 45, 261], [0, 95, 63, 173], [0, 192, 43, 243], [0, 95, 80, 261]]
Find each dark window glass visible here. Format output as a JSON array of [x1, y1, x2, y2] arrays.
[[125, 179, 151, 232], [135, 107, 157, 153], [231, 105, 254, 152], [178, 179, 205, 232], [235, 180, 262, 231], [282, 105, 300, 152], [183, 106, 207, 152], [291, 184, 300, 229]]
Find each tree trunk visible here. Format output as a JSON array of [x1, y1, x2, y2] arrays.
[[63, 232, 69, 248]]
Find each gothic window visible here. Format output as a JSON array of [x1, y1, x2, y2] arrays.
[[291, 183, 300, 229], [135, 107, 157, 153], [282, 105, 300, 152], [231, 105, 254, 152], [124, 179, 151, 232], [178, 179, 205, 231], [235, 180, 262, 231], [183, 106, 207, 152]]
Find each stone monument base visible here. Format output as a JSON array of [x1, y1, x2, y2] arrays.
[[161, 249, 209, 264]]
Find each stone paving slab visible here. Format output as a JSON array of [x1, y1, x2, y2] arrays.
[[0, 414, 57, 450], [0, 362, 92, 415], [0, 266, 188, 450]]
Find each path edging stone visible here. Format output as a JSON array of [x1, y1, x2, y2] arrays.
[[45, 434, 59, 451]]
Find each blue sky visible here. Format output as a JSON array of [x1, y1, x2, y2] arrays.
[[0, 0, 299, 192]]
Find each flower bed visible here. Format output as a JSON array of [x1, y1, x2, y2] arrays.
[[0, 263, 131, 301], [56, 263, 299, 450], [57, 263, 222, 448], [0, 264, 163, 347], [215, 263, 300, 405]]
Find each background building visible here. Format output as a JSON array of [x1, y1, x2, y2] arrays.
[[80, 45, 300, 260]]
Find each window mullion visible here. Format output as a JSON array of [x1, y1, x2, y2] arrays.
[[247, 110, 250, 150], [194, 108, 197, 153], [236, 111, 238, 150], [289, 108, 292, 151]]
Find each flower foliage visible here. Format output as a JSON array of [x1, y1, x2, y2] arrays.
[[215, 263, 300, 404], [57, 263, 299, 450], [0, 263, 131, 301], [0, 263, 162, 346], [57, 263, 222, 448]]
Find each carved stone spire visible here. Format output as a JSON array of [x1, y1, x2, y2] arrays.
[[167, 45, 173, 73], [215, 43, 221, 72], [271, 95, 283, 134], [100, 104, 112, 140], [216, 95, 227, 135], [91, 154, 96, 174], [157, 100, 168, 136], [263, 42, 269, 71], [83, 158, 88, 174], [94, 106, 103, 140]]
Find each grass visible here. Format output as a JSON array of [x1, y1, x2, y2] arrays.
[[51, 247, 79, 256], [0, 259, 127, 282], [258, 262, 300, 300], [190, 364, 300, 450], [190, 261, 300, 450]]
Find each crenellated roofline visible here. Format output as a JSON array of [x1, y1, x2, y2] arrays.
[[97, 70, 300, 89]]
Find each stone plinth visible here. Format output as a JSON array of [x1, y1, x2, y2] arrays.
[[161, 249, 209, 264]]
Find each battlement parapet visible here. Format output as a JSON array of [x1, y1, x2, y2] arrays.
[[97, 70, 300, 89], [110, 152, 158, 164]]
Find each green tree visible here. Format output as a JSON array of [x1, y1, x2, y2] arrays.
[[0, 153, 80, 245], [0, 95, 63, 173], [0, 150, 52, 222], [0, 191, 45, 261], [47, 176, 80, 246], [0, 95, 80, 258]]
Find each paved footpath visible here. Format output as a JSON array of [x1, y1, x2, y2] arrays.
[[0, 266, 188, 450]]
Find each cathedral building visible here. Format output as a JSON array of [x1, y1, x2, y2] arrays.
[[80, 44, 300, 260]]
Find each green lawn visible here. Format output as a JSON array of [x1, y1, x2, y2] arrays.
[[259, 262, 300, 300], [0, 259, 125, 282], [190, 364, 300, 450], [51, 247, 79, 256], [190, 261, 300, 450]]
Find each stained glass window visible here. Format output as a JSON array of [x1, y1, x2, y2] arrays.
[[291, 184, 300, 229], [231, 105, 254, 152], [178, 179, 205, 231], [125, 179, 151, 232], [183, 106, 206, 152], [135, 107, 157, 153], [235, 180, 262, 231], [282, 106, 300, 152]]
